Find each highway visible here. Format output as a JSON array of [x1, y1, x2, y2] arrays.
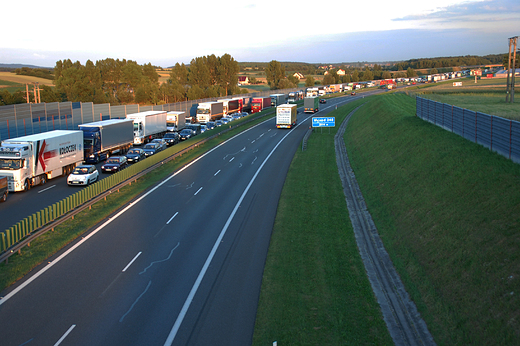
[[0, 94, 370, 345], [0, 96, 360, 346]]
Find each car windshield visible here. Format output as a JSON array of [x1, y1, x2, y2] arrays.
[[128, 149, 139, 154], [72, 167, 90, 175], [180, 130, 191, 134], [106, 158, 119, 164], [144, 144, 155, 149], [164, 133, 175, 138]]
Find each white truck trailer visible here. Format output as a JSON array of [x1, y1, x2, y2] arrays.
[[166, 111, 186, 132], [126, 111, 168, 145], [196, 102, 224, 123], [276, 104, 297, 129], [0, 130, 84, 192]]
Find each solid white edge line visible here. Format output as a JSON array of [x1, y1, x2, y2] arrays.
[[0, 116, 271, 307], [54, 324, 76, 346], [162, 113, 315, 346], [122, 252, 142, 272], [194, 187, 203, 196]]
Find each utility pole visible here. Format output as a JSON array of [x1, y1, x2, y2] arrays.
[[506, 36, 518, 103]]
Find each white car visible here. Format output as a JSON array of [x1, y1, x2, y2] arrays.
[[67, 165, 99, 186]]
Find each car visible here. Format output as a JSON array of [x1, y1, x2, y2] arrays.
[[351, 91, 356, 96], [101, 156, 128, 173], [200, 125, 207, 133], [142, 142, 161, 156], [232, 114, 241, 120], [151, 138, 167, 151], [215, 120, 223, 127], [163, 132, 180, 146], [206, 121, 216, 130], [319, 99, 326, 104], [221, 118, 230, 124], [67, 165, 99, 186], [179, 129, 193, 141], [126, 148, 146, 163]]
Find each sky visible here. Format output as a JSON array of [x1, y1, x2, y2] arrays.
[[1, 0, 520, 68]]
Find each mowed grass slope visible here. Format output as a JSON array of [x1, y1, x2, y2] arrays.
[[253, 99, 393, 345], [346, 93, 520, 344]]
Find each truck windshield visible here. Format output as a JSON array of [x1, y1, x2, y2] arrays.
[[84, 138, 94, 148], [0, 159, 23, 170], [197, 109, 210, 114]]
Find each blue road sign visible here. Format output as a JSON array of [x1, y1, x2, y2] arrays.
[[312, 117, 335, 127]]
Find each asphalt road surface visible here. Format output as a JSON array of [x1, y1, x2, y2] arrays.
[[0, 95, 363, 345]]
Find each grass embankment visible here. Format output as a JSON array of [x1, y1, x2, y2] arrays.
[[253, 99, 394, 345], [405, 77, 520, 120], [0, 111, 275, 291], [254, 92, 519, 345], [346, 93, 520, 344]]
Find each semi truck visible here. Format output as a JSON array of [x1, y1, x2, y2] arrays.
[[219, 99, 240, 116], [251, 97, 271, 114], [0, 130, 84, 192], [304, 97, 319, 113], [232, 97, 251, 113], [126, 111, 168, 145], [276, 104, 297, 129], [166, 111, 186, 132], [196, 102, 224, 123], [79, 119, 134, 164], [0, 176, 7, 202], [270, 94, 287, 107]]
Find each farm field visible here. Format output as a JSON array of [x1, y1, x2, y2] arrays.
[[406, 77, 520, 120], [0, 72, 54, 87]]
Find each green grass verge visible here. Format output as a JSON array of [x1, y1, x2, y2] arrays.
[[0, 111, 275, 291], [345, 93, 520, 345], [253, 100, 393, 345]]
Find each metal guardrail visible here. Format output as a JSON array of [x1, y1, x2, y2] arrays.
[[0, 109, 276, 263]]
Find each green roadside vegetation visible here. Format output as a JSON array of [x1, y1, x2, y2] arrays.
[[0, 111, 276, 291], [252, 99, 394, 345], [253, 92, 519, 345]]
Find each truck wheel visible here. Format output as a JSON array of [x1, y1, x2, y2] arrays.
[[24, 179, 31, 191], [1, 191, 7, 202], [40, 175, 47, 185]]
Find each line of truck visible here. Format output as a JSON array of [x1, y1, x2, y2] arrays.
[[0, 91, 310, 194]]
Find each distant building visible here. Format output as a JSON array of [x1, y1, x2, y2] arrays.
[[337, 69, 345, 76], [293, 72, 304, 79], [238, 76, 250, 85]]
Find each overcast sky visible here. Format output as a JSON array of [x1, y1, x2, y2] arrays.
[[2, 0, 519, 68]]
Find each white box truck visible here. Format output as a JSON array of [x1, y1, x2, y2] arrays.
[[196, 102, 224, 123], [166, 111, 186, 132], [0, 130, 84, 192], [276, 104, 297, 129], [126, 111, 168, 145]]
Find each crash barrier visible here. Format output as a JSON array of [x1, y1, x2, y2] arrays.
[[416, 96, 520, 164], [0, 109, 276, 258], [301, 128, 313, 151]]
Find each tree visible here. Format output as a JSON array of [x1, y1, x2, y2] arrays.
[[362, 66, 373, 81], [305, 76, 315, 87], [322, 73, 335, 85], [217, 53, 239, 96], [287, 74, 300, 87], [265, 60, 285, 89], [406, 67, 417, 77], [351, 70, 359, 82], [382, 71, 392, 79]]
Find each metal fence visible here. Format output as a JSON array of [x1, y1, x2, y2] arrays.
[[0, 88, 299, 140], [416, 96, 520, 164]]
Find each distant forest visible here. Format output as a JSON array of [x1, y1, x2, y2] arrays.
[[0, 53, 510, 106]]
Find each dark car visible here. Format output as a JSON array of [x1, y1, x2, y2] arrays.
[[215, 120, 223, 127], [179, 129, 193, 141], [163, 132, 180, 146], [151, 138, 167, 151], [143, 142, 161, 157], [319, 99, 326, 104], [351, 91, 356, 96], [101, 156, 128, 173], [126, 148, 146, 163], [206, 121, 216, 130]]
